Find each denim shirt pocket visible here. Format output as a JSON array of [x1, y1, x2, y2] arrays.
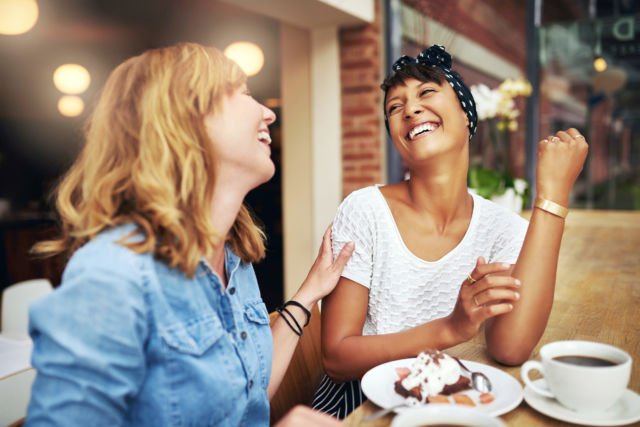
[[243, 300, 273, 389], [244, 300, 270, 326], [160, 314, 224, 356], [158, 314, 246, 426]]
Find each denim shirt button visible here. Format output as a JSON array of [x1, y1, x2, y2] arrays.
[[240, 331, 248, 340], [248, 379, 254, 388], [229, 287, 236, 295]]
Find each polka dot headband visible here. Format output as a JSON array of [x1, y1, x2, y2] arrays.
[[385, 45, 478, 139]]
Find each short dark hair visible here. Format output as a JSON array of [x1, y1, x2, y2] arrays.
[[381, 46, 478, 139], [381, 63, 447, 96]]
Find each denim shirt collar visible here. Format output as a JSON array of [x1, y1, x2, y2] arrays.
[[199, 243, 241, 292]]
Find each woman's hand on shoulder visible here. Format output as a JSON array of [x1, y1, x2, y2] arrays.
[[294, 224, 355, 308], [445, 257, 520, 342], [536, 128, 589, 205], [275, 405, 341, 426]]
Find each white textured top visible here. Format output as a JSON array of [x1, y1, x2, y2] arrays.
[[331, 185, 528, 336]]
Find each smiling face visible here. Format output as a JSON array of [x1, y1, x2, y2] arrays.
[[204, 83, 277, 189], [385, 76, 470, 167]]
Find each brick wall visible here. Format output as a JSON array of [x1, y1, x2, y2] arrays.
[[405, 0, 527, 70], [338, 1, 383, 197], [405, 0, 529, 178]]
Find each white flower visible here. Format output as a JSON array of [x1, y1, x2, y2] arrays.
[[496, 96, 517, 119], [514, 178, 528, 195], [471, 79, 528, 127], [499, 78, 532, 97], [470, 84, 501, 120], [491, 188, 524, 213]]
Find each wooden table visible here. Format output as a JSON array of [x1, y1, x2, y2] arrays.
[[344, 210, 640, 426]]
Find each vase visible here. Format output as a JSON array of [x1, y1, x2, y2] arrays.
[[489, 121, 511, 176]]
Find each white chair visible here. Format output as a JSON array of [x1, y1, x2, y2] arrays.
[[0, 365, 36, 426], [0, 279, 53, 426], [1, 278, 53, 340]]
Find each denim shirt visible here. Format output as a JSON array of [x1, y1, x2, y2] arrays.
[[26, 225, 273, 427]]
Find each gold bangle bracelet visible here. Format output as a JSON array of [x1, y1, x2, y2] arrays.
[[534, 197, 568, 219]]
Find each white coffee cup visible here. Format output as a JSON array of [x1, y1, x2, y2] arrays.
[[390, 405, 505, 427], [521, 340, 631, 412]]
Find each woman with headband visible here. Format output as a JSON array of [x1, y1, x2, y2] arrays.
[[312, 45, 588, 418]]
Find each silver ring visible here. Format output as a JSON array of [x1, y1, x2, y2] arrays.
[[576, 135, 585, 139], [467, 273, 477, 285]]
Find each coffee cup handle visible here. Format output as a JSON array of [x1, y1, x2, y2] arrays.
[[521, 360, 555, 398]]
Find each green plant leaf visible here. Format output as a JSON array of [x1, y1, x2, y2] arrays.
[[468, 167, 516, 199]]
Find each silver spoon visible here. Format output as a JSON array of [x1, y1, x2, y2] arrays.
[[453, 357, 493, 393]]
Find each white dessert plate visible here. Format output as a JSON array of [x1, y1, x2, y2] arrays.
[[390, 405, 505, 427], [361, 358, 523, 417], [524, 379, 640, 426]]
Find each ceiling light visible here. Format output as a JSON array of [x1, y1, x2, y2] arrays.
[[224, 41, 264, 77], [593, 56, 607, 73], [0, 0, 39, 35], [53, 64, 91, 94], [58, 95, 84, 117]]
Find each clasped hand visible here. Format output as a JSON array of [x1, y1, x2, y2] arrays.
[[537, 128, 589, 205], [446, 256, 521, 342]]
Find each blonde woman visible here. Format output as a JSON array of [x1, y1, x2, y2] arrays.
[[26, 43, 351, 427]]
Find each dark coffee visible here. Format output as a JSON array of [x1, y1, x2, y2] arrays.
[[553, 355, 617, 367]]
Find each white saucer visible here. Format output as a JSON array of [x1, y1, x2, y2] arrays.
[[524, 379, 640, 426]]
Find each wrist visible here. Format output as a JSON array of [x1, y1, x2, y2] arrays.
[[276, 305, 304, 336], [535, 190, 569, 207], [534, 197, 568, 219], [290, 290, 317, 311], [441, 315, 465, 347]]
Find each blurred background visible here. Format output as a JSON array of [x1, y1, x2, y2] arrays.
[[0, 0, 638, 309]]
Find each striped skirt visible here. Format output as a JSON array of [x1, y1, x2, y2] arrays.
[[311, 374, 366, 419]]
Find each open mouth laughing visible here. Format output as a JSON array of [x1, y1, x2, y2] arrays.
[[258, 131, 272, 145], [406, 122, 440, 141]]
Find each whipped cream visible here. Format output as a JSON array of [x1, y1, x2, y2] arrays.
[[400, 350, 462, 401]]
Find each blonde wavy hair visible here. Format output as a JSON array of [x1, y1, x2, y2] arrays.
[[33, 42, 266, 276]]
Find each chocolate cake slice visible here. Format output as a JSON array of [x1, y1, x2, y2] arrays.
[[393, 349, 472, 403], [394, 379, 422, 401], [441, 375, 471, 395]]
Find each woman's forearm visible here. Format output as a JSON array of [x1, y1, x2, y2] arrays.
[[322, 317, 461, 382], [268, 227, 355, 397], [268, 302, 312, 398], [485, 207, 565, 365], [487, 129, 588, 365]]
